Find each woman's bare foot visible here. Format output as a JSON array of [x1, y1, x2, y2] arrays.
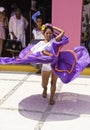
[[49, 99, 55, 105], [42, 88, 47, 98]]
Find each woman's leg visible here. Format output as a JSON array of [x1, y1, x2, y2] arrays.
[[41, 71, 50, 98], [49, 71, 58, 105]]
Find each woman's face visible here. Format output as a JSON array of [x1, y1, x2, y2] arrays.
[[15, 9, 21, 19], [44, 28, 53, 41], [36, 18, 42, 28]]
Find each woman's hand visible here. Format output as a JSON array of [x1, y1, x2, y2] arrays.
[[53, 26, 65, 42], [11, 32, 17, 40], [42, 50, 53, 56], [49, 53, 53, 56]]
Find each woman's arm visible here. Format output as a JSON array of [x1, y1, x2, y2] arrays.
[[53, 26, 65, 42], [42, 50, 53, 56], [9, 17, 17, 39]]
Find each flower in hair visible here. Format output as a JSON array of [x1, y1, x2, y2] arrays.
[[41, 25, 46, 31]]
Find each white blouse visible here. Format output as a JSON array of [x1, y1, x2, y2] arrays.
[[31, 38, 56, 53], [32, 28, 45, 40]]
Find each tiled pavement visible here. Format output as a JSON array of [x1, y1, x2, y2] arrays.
[[0, 71, 90, 130]]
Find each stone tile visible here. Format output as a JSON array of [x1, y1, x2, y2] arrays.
[[0, 71, 90, 130], [42, 115, 90, 130], [0, 71, 28, 80], [71, 75, 90, 84], [26, 74, 42, 82], [51, 91, 90, 117], [0, 82, 49, 113], [0, 109, 40, 130], [0, 80, 19, 99], [57, 76, 90, 96]]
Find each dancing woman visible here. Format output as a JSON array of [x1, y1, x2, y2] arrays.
[[23, 24, 64, 105]]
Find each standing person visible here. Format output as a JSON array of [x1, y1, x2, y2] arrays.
[[9, 8, 29, 48], [31, 14, 45, 74], [0, 7, 8, 56], [31, 14, 45, 44], [23, 25, 64, 104]]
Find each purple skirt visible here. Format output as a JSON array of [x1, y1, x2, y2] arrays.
[[0, 36, 90, 83]]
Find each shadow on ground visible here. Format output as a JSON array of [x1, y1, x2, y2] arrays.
[[18, 92, 90, 121]]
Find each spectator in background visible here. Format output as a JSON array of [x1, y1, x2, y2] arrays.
[[31, 11, 45, 74], [31, 12, 45, 74], [9, 8, 29, 48], [0, 7, 8, 56], [31, 11, 45, 44]]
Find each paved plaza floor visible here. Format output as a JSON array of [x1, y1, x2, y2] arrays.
[[0, 71, 90, 130]]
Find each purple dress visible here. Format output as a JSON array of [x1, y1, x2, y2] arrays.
[[0, 35, 90, 83]]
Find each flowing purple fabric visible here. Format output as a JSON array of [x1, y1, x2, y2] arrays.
[[0, 35, 90, 83], [51, 46, 90, 83]]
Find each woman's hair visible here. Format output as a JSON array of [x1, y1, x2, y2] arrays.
[[43, 25, 54, 33], [36, 15, 43, 21]]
